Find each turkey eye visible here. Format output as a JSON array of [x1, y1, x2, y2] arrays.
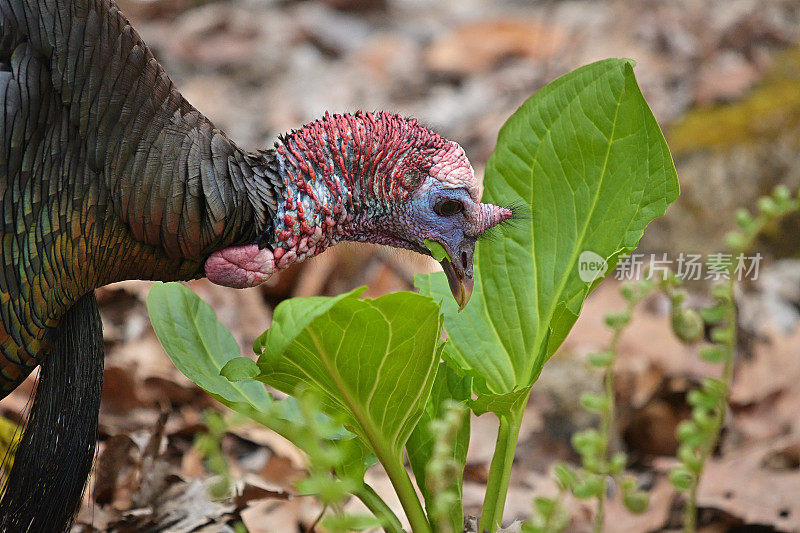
[[435, 200, 464, 216]]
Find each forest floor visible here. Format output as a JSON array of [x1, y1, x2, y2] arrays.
[[48, 263, 800, 532], [3, 0, 800, 531]]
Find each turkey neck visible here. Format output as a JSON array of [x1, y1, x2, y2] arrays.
[[261, 111, 433, 269], [105, 139, 282, 285]]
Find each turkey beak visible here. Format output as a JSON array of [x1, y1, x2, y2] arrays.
[[439, 242, 474, 311], [441, 258, 473, 311], [439, 202, 512, 309]]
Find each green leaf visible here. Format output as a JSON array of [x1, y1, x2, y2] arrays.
[[669, 466, 694, 491], [553, 462, 577, 491], [534, 496, 557, 517], [698, 345, 725, 363], [588, 350, 614, 368], [700, 305, 725, 325], [710, 325, 733, 344], [221, 357, 260, 381], [253, 287, 365, 355], [687, 389, 716, 410], [256, 289, 442, 460], [148, 282, 369, 480], [571, 429, 603, 458], [296, 474, 356, 504], [701, 377, 727, 400], [470, 387, 530, 416], [623, 490, 649, 513], [678, 444, 702, 473], [416, 58, 679, 405], [579, 391, 609, 413], [524, 496, 570, 533], [147, 282, 273, 413], [322, 513, 383, 532], [424, 239, 450, 262], [609, 452, 627, 475], [572, 474, 605, 499], [406, 362, 472, 532]]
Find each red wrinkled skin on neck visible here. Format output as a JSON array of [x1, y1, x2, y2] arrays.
[[276, 110, 448, 205], [207, 111, 464, 286], [261, 111, 453, 269]]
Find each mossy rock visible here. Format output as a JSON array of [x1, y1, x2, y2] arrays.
[[638, 48, 800, 259], [669, 48, 800, 156]]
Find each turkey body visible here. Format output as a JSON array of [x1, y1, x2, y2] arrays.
[[0, 0, 279, 393], [0, 1, 280, 529]]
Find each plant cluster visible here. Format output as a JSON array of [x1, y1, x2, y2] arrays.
[[669, 185, 800, 532], [528, 185, 800, 533], [524, 277, 661, 533], [149, 58, 679, 532]]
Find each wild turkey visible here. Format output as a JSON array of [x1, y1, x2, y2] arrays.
[[0, 0, 511, 530]]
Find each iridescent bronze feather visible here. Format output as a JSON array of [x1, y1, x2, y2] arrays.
[[0, 0, 281, 394]]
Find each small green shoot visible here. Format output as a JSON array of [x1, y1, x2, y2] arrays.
[[671, 185, 800, 533], [424, 239, 451, 263], [194, 411, 233, 499]]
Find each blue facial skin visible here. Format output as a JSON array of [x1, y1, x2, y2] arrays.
[[392, 180, 479, 309], [423, 186, 475, 268]]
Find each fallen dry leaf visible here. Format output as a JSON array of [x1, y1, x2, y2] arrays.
[[242, 496, 323, 533], [93, 434, 138, 506], [126, 479, 236, 533], [697, 434, 800, 531], [731, 325, 800, 406], [233, 474, 291, 508]]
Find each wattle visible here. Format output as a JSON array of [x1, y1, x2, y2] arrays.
[[205, 244, 277, 289]]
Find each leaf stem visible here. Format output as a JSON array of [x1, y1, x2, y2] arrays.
[[381, 452, 431, 533], [479, 401, 526, 532], [593, 303, 629, 533], [683, 279, 736, 533], [355, 483, 404, 533]]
